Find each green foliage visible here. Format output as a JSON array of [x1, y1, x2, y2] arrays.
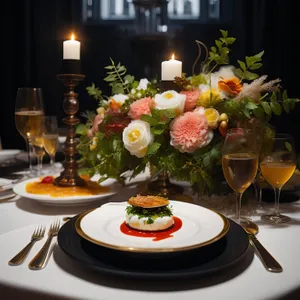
[[80, 110, 96, 127], [190, 74, 207, 87], [76, 123, 88, 135], [205, 29, 236, 73], [104, 58, 131, 94], [285, 142, 293, 152], [217, 91, 299, 123], [235, 51, 264, 80], [125, 205, 173, 225]]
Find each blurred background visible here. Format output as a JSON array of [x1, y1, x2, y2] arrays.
[[2, 0, 300, 151]]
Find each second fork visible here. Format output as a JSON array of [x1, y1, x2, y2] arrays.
[[28, 219, 60, 270]]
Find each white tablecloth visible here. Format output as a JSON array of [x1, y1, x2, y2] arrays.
[[1, 176, 300, 300]]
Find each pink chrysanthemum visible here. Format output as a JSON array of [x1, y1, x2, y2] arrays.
[[170, 111, 213, 153], [128, 97, 153, 120], [180, 88, 201, 112], [88, 114, 104, 138]]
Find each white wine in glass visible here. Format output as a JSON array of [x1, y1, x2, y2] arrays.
[[15, 111, 44, 140], [43, 134, 58, 157], [42, 116, 58, 173], [222, 153, 258, 193], [260, 134, 297, 224], [222, 129, 260, 223], [15, 88, 44, 176]]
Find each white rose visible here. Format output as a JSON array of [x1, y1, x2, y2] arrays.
[[137, 78, 150, 90], [108, 94, 129, 108], [122, 120, 154, 158], [154, 90, 186, 116]]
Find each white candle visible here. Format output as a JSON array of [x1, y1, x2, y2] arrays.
[[63, 34, 80, 60], [161, 54, 182, 81]]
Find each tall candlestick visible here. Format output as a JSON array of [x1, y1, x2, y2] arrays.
[[161, 54, 182, 81], [63, 34, 80, 60]]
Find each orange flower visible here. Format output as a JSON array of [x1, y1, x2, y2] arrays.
[[218, 77, 242, 96]]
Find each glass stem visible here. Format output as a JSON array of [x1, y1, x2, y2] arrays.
[[236, 192, 243, 223], [274, 187, 282, 215], [37, 155, 43, 172], [50, 155, 55, 170], [27, 141, 34, 171], [259, 187, 262, 205]]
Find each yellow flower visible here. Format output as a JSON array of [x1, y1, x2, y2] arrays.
[[89, 137, 98, 151], [203, 108, 220, 129], [198, 89, 222, 107], [97, 107, 105, 115]]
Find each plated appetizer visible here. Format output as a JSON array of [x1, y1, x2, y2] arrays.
[[25, 176, 110, 197], [125, 195, 174, 231]]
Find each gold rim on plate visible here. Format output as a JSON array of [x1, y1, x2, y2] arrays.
[[75, 206, 230, 253]]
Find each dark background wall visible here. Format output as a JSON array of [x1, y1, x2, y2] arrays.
[[2, 0, 300, 151]]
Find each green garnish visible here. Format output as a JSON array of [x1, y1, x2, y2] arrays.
[[125, 205, 173, 225]]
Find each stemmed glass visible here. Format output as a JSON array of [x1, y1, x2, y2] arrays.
[[222, 128, 260, 223], [15, 88, 44, 176], [42, 116, 59, 174], [260, 134, 296, 224]]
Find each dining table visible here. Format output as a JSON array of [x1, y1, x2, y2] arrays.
[[1, 160, 300, 300]]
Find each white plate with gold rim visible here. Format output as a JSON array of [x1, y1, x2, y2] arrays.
[[12, 176, 120, 206], [75, 201, 230, 253]]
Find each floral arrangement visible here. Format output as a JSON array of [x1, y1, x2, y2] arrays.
[[76, 30, 299, 195]]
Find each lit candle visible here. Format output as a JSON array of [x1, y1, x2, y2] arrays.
[[161, 54, 182, 81], [63, 34, 80, 60]]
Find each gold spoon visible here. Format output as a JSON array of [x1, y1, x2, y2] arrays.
[[240, 220, 283, 273]]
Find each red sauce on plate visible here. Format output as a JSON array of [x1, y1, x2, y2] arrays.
[[120, 216, 182, 241]]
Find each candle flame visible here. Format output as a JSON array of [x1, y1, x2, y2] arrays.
[[171, 54, 175, 60], [70, 33, 75, 40]]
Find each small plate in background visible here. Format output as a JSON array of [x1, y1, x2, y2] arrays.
[[12, 176, 121, 206]]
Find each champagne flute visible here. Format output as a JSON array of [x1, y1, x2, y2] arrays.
[[260, 134, 296, 224], [15, 88, 44, 176], [42, 116, 59, 173], [222, 128, 260, 223]]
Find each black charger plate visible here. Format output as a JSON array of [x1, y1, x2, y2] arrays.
[[57, 215, 250, 280]]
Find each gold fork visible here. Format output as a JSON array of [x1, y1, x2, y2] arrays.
[[9, 225, 46, 266], [28, 219, 60, 270]]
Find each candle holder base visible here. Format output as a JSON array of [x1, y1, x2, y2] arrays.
[[140, 170, 188, 198], [160, 80, 181, 92], [54, 172, 86, 187]]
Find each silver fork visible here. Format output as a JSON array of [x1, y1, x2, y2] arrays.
[[28, 219, 60, 270], [9, 225, 46, 266]]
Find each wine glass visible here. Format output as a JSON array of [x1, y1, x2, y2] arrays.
[[15, 88, 44, 176], [222, 128, 260, 223], [260, 134, 297, 224], [42, 116, 59, 173]]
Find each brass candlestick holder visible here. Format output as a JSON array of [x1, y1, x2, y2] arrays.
[[54, 73, 86, 187], [147, 170, 183, 197]]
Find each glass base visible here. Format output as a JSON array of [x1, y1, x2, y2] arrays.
[[231, 216, 250, 225], [261, 213, 291, 224]]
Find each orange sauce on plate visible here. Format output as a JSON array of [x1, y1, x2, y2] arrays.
[[120, 216, 182, 241], [25, 176, 110, 197]]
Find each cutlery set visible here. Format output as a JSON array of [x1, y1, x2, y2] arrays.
[[8, 219, 60, 270], [7, 215, 282, 273]]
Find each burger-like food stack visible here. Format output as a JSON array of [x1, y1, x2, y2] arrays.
[[125, 195, 174, 231]]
